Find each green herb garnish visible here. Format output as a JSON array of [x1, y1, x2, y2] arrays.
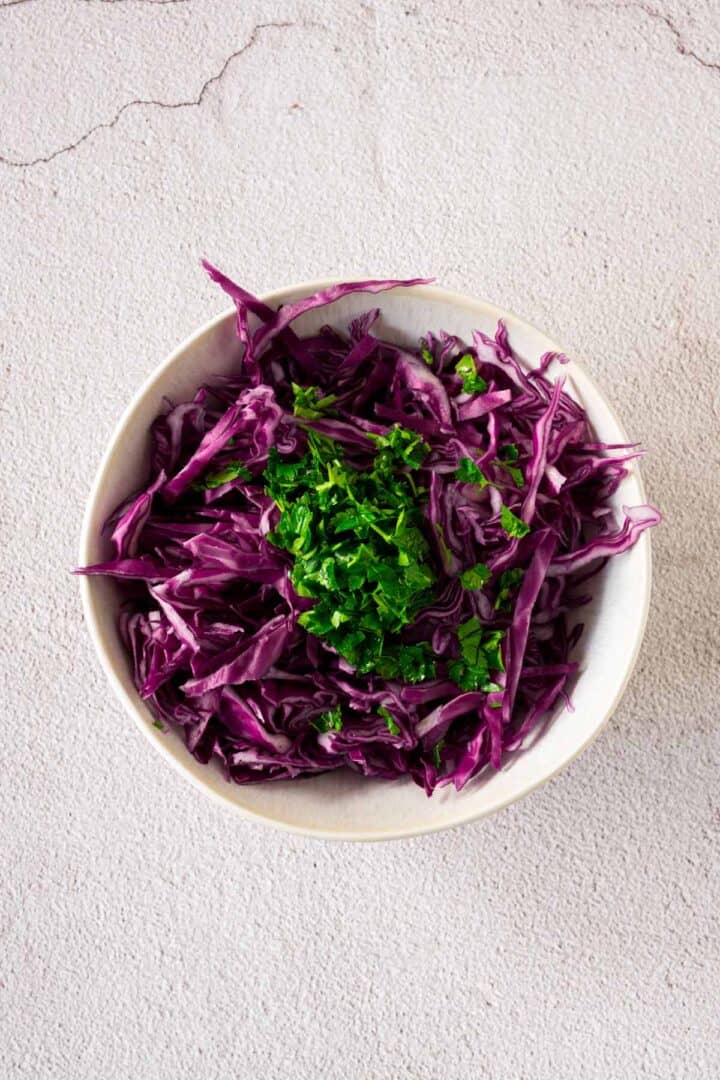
[[495, 446, 524, 488], [434, 523, 453, 572], [494, 567, 524, 611], [455, 457, 489, 488], [433, 738, 445, 769], [500, 504, 530, 538], [265, 425, 437, 680], [448, 617, 506, 692], [292, 383, 338, 420], [459, 563, 491, 590], [420, 343, 434, 367], [192, 460, 252, 491], [311, 705, 343, 733], [378, 706, 401, 735], [498, 462, 524, 488], [368, 424, 430, 471], [374, 643, 436, 683], [455, 353, 488, 394]]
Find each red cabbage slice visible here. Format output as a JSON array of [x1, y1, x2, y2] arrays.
[[252, 277, 433, 354]]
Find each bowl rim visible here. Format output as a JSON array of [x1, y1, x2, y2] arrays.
[[79, 279, 653, 842]]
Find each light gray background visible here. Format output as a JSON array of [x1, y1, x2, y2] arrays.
[[2, 2, 718, 1078]]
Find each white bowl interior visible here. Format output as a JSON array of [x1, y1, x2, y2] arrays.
[[80, 283, 651, 840]]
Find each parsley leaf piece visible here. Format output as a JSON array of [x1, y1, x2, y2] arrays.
[[500, 504, 530, 538], [494, 567, 524, 611], [455, 353, 488, 394], [370, 424, 430, 470], [292, 383, 337, 420], [420, 343, 434, 366], [455, 457, 489, 488], [494, 446, 524, 487], [265, 425, 438, 679], [460, 563, 492, 590], [192, 460, 251, 491], [305, 429, 339, 463], [449, 618, 507, 691], [457, 616, 488, 667], [433, 738, 445, 770], [311, 705, 343, 733], [499, 462, 525, 488], [378, 706, 401, 735], [374, 643, 436, 684], [481, 629, 505, 673], [448, 658, 489, 691], [434, 523, 453, 572], [397, 643, 436, 683]]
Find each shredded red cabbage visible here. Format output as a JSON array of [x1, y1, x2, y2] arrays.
[[78, 267, 660, 794]]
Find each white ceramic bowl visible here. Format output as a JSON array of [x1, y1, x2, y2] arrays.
[[79, 281, 652, 841]]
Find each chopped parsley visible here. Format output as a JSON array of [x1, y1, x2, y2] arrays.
[[311, 705, 343, 733], [448, 616, 506, 692], [498, 462, 524, 488], [292, 383, 338, 420], [455, 457, 489, 488], [455, 354, 488, 395], [494, 567, 524, 611], [494, 444, 524, 487], [500, 504, 530, 538], [434, 523, 453, 572], [368, 424, 430, 470], [374, 643, 436, 683], [420, 343, 434, 366], [192, 460, 252, 491], [460, 562, 491, 590], [378, 706, 401, 735], [265, 425, 438, 680]]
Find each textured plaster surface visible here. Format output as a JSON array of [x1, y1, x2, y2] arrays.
[[1, 2, 718, 1077]]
